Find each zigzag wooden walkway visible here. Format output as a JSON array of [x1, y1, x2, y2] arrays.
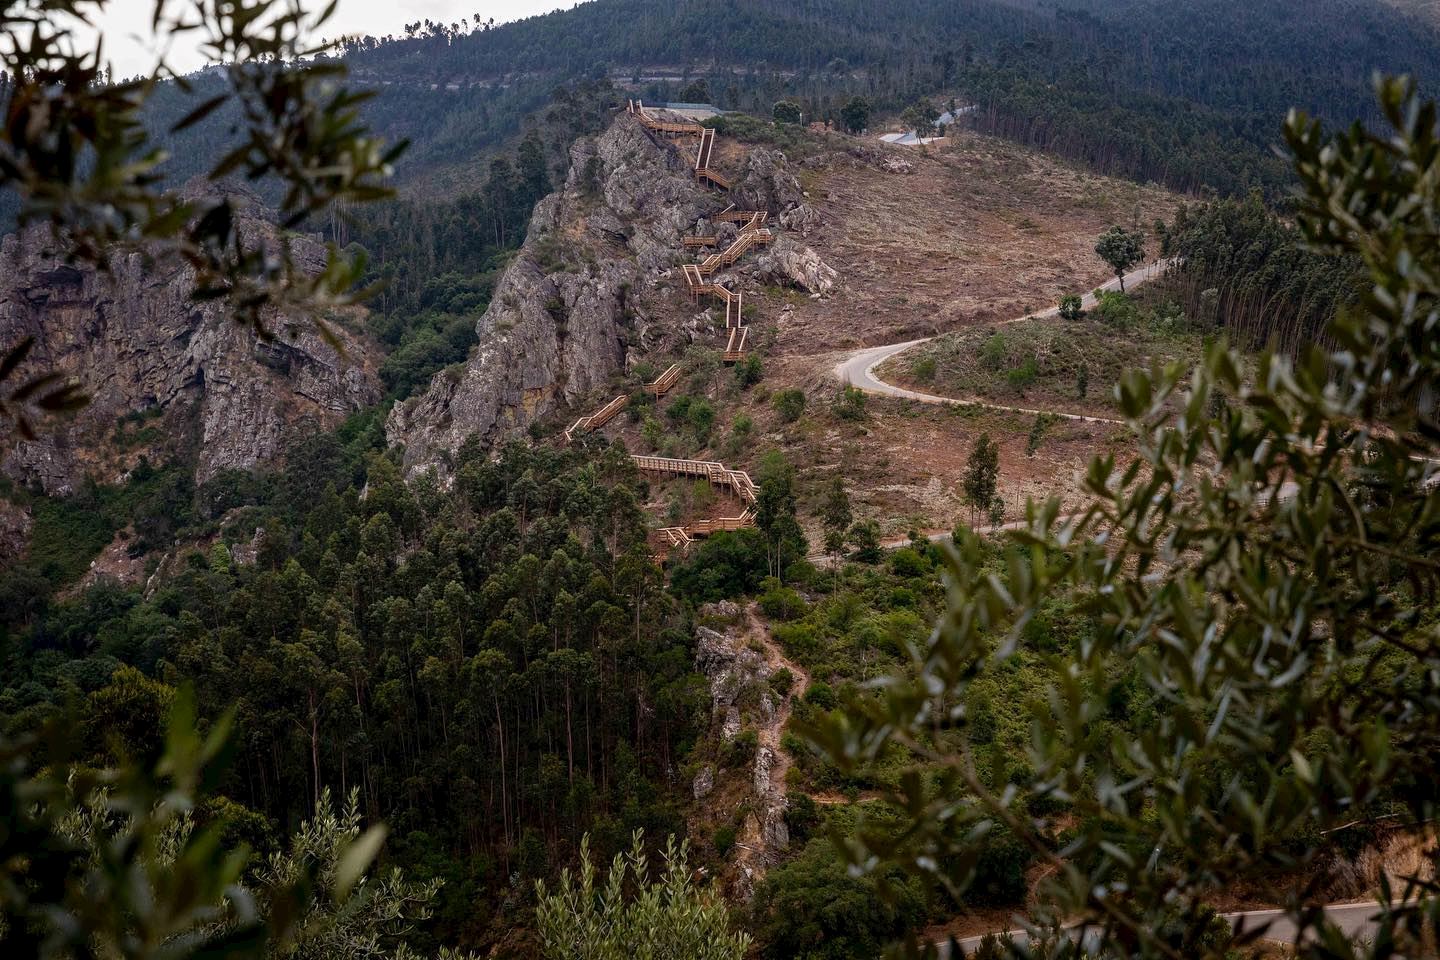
[[631, 455, 758, 547], [564, 104, 784, 559]]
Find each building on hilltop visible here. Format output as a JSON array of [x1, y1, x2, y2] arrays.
[[662, 101, 723, 121], [879, 104, 977, 146]]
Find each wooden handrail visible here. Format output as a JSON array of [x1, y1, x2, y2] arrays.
[[563, 393, 629, 442], [647, 363, 682, 396]]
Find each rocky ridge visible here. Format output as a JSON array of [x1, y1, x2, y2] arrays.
[[386, 112, 833, 477], [0, 187, 380, 495], [693, 601, 811, 900], [386, 114, 713, 476]]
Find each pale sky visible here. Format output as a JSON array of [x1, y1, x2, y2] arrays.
[[84, 0, 581, 78]]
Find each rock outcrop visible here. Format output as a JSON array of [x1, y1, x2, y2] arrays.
[[0, 187, 380, 495], [752, 237, 838, 296], [387, 115, 712, 477], [694, 603, 799, 899]]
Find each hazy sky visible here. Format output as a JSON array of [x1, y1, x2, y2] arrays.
[[85, 0, 580, 78]]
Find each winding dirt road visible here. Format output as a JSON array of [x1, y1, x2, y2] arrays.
[[833, 259, 1171, 424]]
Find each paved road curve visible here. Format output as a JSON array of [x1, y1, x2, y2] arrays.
[[944, 903, 1405, 955], [945, 902, 1399, 955], [833, 260, 1171, 424]]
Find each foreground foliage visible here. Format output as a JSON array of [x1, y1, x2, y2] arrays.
[[810, 75, 1440, 958], [0, 692, 465, 959], [0, 0, 400, 438], [535, 832, 748, 960]]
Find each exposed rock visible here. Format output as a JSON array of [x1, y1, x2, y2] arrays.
[[692, 764, 715, 800], [69, 526, 147, 594], [730, 147, 805, 214], [695, 625, 773, 731], [753, 237, 838, 296], [753, 744, 776, 798], [388, 116, 713, 476], [778, 202, 820, 236], [0, 500, 31, 569], [695, 610, 795, 895], [0, 187, 379, 495], [760, 801, 790, 851]]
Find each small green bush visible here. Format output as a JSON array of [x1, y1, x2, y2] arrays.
[[804, 682, 837, 710], [833, 386, 867, 421], [769, 667, 795, 697], [1006, 358, 1038, 391], [727, 729, 758, 767], [759, 583, 808, 621], [980, 332, 1008, 370], [714, 824, 738, 857], [773, 388, 807, 423], [911, 356, 937, 383]]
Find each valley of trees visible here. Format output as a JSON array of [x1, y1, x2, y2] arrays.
[[4, 1, 1440, 958]]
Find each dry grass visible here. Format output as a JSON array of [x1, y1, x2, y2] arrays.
[[771, 129, 1179, 356]]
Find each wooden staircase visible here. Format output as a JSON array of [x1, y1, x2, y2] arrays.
[[697, 228, 772, 277], [629, 100, 730, 190], [562, 106, 795, 561], [633, 454, 759, 555], [563, 363, 685, 443], [562, 394, 628, 443], [647, 363, 682, 397]]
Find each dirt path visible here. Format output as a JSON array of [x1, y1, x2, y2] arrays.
[[731, 603, 813, 891], [743, 602, 810, 796]]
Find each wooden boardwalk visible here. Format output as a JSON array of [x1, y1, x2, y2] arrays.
[[564, 104, 786, 559], [632, 455, 759, 550]]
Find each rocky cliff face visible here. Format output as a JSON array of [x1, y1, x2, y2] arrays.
[[387, 114, 713, 476], [0, 190, 380, 495], [693, 602, 802, 900]]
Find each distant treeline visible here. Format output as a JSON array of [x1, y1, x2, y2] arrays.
[[1157, 193, 1365, 355], [329, 0, 1438, 197]]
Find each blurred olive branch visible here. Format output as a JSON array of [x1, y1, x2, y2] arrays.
[[0, 0, 406, 442]]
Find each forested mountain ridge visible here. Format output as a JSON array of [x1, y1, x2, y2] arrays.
[[110, 0, 1439, 202], [320, 0, 1440, 196]]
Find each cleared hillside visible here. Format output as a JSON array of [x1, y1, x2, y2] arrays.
[[585, 123, 1180, 543]]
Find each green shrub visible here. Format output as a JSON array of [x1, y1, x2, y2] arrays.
[[769, 667, 795, 697], [911, 356, 937, 383], [833, 386, 867, 421], [1005, 357, 1038, 391], [734, 353, 764, 388], [727, 729, 758, 767], [886, 547, 927, 579], [714, 824, 738, 857], [773, 622, 823, 665], [773, 388, 806, 423], [758, 583, 808, 621], [803, 682, 837, 710], [980, 332, 1008, 370], [751, 836, 927, 960]]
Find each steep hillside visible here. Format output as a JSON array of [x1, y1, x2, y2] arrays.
[[0, 187, 380, 496], [579, 124, 1176, 543], [386, 111, 811, 475]]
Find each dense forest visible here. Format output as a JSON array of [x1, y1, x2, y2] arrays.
[[65, 0, 1435, 204], [330, 0, 1439, 196], [1155, 193, 1366, 355]]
